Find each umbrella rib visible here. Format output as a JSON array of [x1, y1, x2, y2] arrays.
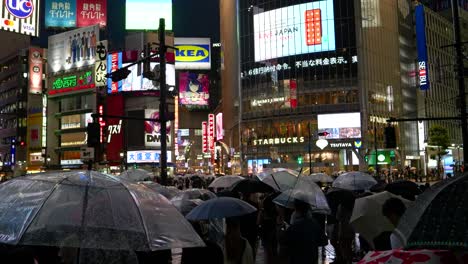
[[124, 185, 152, 251], [18, 176, 71, 244]]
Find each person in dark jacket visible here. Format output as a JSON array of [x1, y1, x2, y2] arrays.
[[279, 199, 327, 264], [181, 221, 224, 264]]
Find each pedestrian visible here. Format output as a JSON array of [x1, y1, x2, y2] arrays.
[[381, 197, 407, 249], [279, 199, 328, 264], [224, 217, 255, 264], [239, 192, 260, 257], [182, 221, 224, 264], [330, 203, 355, 264], [258, 193, 280, 264]]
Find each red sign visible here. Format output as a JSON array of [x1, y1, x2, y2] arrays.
[[202, 121, 208, 153], [208, 114, 215, 151], [290, 79, 297, 109], [110, 52, 120, 93], [106, 95, 124, 162], [98, 105, 105, 143], [305, 9, 322, 46], [29, 47, 43, 94], [76, 0, 107, 28]]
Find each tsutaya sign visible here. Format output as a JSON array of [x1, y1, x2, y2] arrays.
[[253, 136, 305, 146]]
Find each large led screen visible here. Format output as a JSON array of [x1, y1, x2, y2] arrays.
[[253, 0, 335, 62], [45, 0, 107, 28], [116, 63, 175, 93], [178, 72, 209, 107], [144, 109, 172, 147], [317, 112, 361, 139], [125, 0, 172, 30]]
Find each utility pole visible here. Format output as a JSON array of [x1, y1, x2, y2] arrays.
[[158, 18, 168, 186], [452, 0, 468, 170]]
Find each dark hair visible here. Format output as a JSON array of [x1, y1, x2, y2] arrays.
[[382, 197, 406, 218], [294, 199, 310, 214]]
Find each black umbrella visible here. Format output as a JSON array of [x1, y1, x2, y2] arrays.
[[385, 180, 421, 201], [396, 174, 468, 249], [230, 178, 274, 194]]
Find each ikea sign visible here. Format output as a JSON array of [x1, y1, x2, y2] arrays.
[[175, 38, 211, 70]]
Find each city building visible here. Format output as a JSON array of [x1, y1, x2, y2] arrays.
[[219, 0, 428, 175]]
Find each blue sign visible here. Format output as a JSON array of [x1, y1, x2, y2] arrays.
[[45, 0, 77, 28], [6, 0, 34, 18], [126, 150, 172, 163], [107, 52, 122, 94], [415, 5, 430, 90]]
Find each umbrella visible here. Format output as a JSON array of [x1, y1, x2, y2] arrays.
[[138, 181, 180, 200], [119, 168, 153, 182], [358, 249, 468, 264], [350, 191, 411, 249], [332, 171, 377, 191], [208, 175, 244, 189], [326, 188, 356, 216], [308, 173, 334, 183], [171, 199, 204, 216], [0, 171, 204, 251], [171, 188, 216, 201], [395, 174, 468, 249], [273, 177, 330, 214], [185, 197, 257, 221], [256, 168, 300, 191], [385, 180, 422, 201], [229, 178, 274, 194]]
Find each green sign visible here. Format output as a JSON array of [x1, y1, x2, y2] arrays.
[[367, 150, 393, 165], [50, 71, 94, 95]]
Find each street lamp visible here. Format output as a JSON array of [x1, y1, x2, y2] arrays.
[[119, 151, 126, 172]]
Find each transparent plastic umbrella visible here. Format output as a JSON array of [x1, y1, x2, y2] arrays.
[[308, 173, 334, 183], [138, 181, 180, 200], [0, 171, 204, 251], [119, 168, 153, 182], [256, 168, 300, 191], [332, 171, 377, 191], [208, 175, 244, 189], [272, 176, 330, 214], [170, 188, 216, 201]]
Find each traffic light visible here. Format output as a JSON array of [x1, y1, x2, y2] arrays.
[[19, 141, 25, 146], [297, 156, 303, 165], [106, 68, 131, 82], [384, 126, 397, 148], [317, 131, 330, 137], [87, 123, 100, 147]]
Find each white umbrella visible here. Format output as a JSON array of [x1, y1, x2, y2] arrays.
[[208, 175, 244, 189], [308, 173, 334, 183], [332, 171, 377, 191], [350, 191, 411, 249], [119, 168, 153, 182], [256, 168, 300, 191]]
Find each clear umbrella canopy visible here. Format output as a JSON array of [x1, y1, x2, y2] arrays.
[[170, 188, 216, 201], [0, 171, 204, 251], [119, 168, 153, 182], [332, 171, 377, 191], [208, 175, 244, 189], [272, 176, 330, 214], [308, 173, 334, 183], [256, 168, 300, 191], [138, 181, 180, 200]]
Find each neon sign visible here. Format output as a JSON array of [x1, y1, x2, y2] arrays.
[[49, 71, 95, 95]]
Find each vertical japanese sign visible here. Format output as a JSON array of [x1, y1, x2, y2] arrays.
[[45, 0, 77, 28], [98, 105, 105, 143], [107, 52, 122, 94], [208, 114, 215, 151], [202, 121, 208, 153], [415, 5, 430, 91], [76, 0, 106, 27], [216, 113, 223, 141], [290, 79, 297, 108], [0, 0, 40, 37], [94, 40, 107, 87], [106, 95, 124, 162], [29, 47, 43, 94]]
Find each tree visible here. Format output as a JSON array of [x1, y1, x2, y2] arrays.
[[428, 125, 450, 179]]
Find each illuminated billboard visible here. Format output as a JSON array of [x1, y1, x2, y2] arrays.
[[111, 62, 175, 93], [253, 0, 335, 62], [127, 150, 172, 163], [28, 47, 43, 94], [125, 0, 172, 30], [317, 112, 361, 139], [48, 24, 100, 73], [144, 109, 172, 147], [175, 38, 211, 70], [45, 0, 107, 28], [178, 72, 209, 108], [0, 0, 40, 37]]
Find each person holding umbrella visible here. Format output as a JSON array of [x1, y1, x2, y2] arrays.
[[225, 217, 255, 264], [278, 199, 328, 264]]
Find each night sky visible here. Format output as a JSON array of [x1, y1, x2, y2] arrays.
[[31, 0, 220, 49]]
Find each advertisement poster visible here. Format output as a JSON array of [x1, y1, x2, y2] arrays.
[[126, 0, 172, 30], [117, 63, 175, 93], [174, 38, 211, 70], [94, 40, 107, 87], [105, 95, 123, 162], [253, 0, 335, 62], [48, 24, 99, 73], [45, 0, 76, 28], [29, 47, 43, 94], [76, 0, 106, 27], [202, 121, 208, 153], [144, 109, 172, 147], [216, 113, 223, 141], [178, 72, 209, 107], [27, 113, 42, 149], [107, 52, 122, 94], [0, 0, 40, 37], [415, 5, 430, 91], [45, 0, 106, 28], [317, 112, 361, 139], [127, 150, 172, 163]]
